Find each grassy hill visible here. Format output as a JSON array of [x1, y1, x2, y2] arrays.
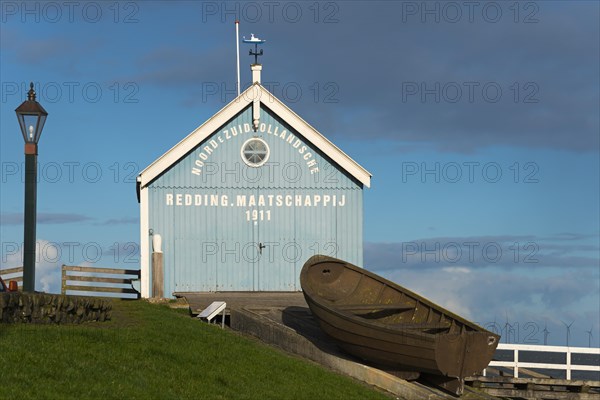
[[0, 300, 390, 400]]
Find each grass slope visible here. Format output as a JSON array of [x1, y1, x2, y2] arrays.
[[0, 300, 390, 400]]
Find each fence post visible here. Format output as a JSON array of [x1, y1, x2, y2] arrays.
[[566, 347, 571, 380], [514, 348, 519, 378], [151, 234, 164, 298], [152, 252, 164, 298], [61, 264, 66, 295]]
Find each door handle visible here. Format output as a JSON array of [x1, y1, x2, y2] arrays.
[[259, 242, 266, 254]]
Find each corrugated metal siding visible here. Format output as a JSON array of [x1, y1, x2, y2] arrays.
[[148, 105, 363, 295]]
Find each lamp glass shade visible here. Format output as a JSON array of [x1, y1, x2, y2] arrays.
[[15, 83, 48, 144], [17, 112, 46, 143]]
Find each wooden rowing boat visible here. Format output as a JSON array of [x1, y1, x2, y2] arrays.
[[300, 255, 500, 395]]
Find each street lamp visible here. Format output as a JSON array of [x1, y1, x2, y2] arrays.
[[15, 82, 48, 292]]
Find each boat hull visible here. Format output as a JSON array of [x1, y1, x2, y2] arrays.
[[300, 255, 499, 383]]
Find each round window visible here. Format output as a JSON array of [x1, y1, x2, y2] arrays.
[[241, 137, 270, 167]]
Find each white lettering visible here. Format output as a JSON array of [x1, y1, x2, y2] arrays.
[[165, 192, 347, 209], [191, 121, 319, 176]]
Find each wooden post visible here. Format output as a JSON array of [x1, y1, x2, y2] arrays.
[[566, 348, 571, 380], [61, 264, 66, 295], [152, 252, 164, 298]]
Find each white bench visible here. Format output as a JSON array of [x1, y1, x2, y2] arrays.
[[197, 301, 227, 328]]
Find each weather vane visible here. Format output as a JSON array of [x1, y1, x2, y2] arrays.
[[243, 33, 266, 64]]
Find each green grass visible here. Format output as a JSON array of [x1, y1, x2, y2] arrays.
[[0, 300, 390, 400]]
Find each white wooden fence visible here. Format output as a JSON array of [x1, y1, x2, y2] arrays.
[[485, 343, 600, 379]]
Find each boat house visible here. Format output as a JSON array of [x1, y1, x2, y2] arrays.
[[136, 63, 371, 298]]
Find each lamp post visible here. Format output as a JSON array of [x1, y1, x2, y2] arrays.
[[15, 82, 48, 292]]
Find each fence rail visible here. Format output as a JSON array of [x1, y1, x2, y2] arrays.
[[61, 265, 140, 299], [485, 343, 600, 380], [0, 266, 23, 288]]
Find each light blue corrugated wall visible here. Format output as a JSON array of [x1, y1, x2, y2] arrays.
[[148, 105, 363, 295]]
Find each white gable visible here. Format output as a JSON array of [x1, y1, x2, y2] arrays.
[[138, 83, 371, 188]]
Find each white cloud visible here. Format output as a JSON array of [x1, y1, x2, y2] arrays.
[[442, 266, 471, 274], [374, 264, 600, 347], [1, 239, 62, 294], [384, 267, 476, 319]]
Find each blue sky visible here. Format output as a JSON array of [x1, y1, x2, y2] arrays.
[[1, 1, 598, 347]]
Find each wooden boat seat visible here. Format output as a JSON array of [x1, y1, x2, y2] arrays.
[[336, 304, 414, 312], [337, 304, 452, 330], [391, 322, 451, 330]]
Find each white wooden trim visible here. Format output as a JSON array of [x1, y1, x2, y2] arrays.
[[138, 90, 253, 188], [138, 84, 372, 189], [261, 94, 372, 187], [139, 186, 150, 298]]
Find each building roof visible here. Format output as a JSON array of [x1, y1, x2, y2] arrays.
[[137, 83, 371, 189]]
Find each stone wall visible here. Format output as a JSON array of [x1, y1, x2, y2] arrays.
[[0, 292, 112, 324]]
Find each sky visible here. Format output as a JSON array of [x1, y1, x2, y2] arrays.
[[0, 1, 598, 347]]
